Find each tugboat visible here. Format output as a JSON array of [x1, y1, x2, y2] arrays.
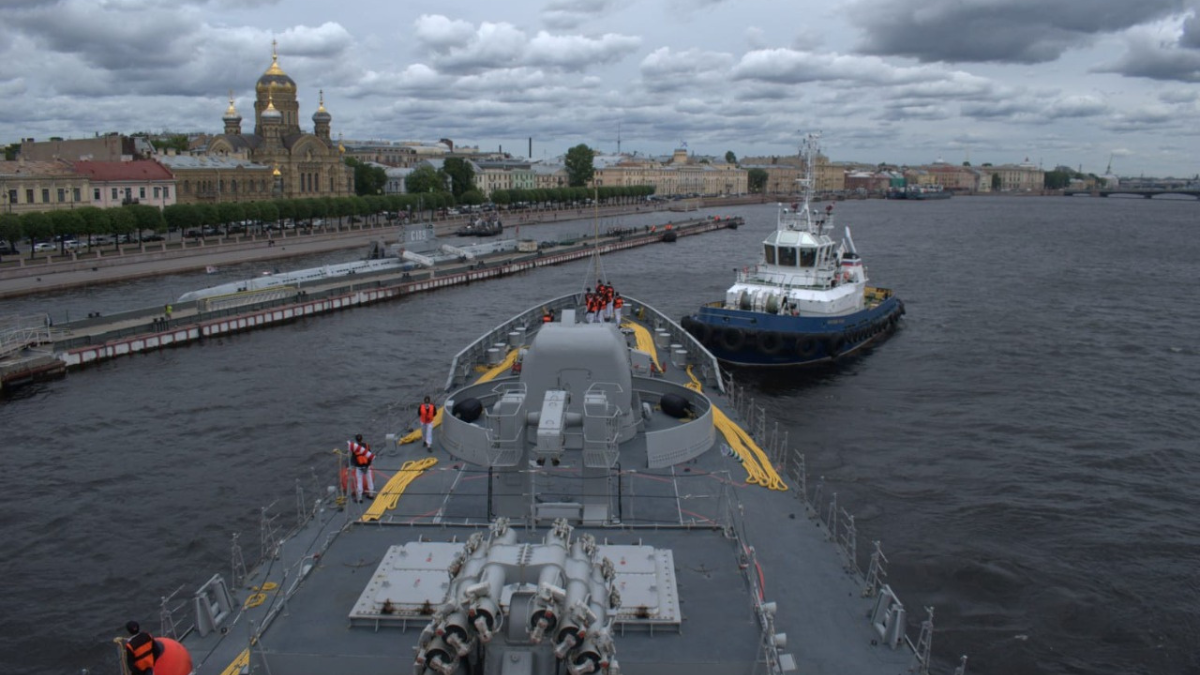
[[682, 134, 904, 366]]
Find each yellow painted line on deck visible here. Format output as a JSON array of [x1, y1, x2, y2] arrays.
[[219, 648, 250, 675]]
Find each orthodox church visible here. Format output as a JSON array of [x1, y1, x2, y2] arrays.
[[206, 42, 353, 199]]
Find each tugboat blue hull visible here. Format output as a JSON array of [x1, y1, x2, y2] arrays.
[[683, 295, 904, 367]]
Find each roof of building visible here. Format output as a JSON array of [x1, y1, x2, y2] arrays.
[[0, 159, 77, 178], [72, 160, 174, 182], [157, 155, 271, 171]]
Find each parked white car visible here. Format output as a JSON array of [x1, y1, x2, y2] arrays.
[[33, 242, 56, 252]]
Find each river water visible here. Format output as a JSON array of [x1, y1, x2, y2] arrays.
[[1, 196, 1197, 675]]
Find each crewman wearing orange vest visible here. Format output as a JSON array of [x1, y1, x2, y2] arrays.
[[418, 396, 437, 451], [584, 288, 596, 323], [347, 434, 375, 502], [124, 621, 163, 675], [613, 292, 624, 324]]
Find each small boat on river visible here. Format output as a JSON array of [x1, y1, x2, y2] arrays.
[[682, 134, 904, 367]]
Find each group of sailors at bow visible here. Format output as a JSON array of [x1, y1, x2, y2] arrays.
[[584, 279, 623, 324]]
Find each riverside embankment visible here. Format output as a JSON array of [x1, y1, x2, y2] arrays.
[[0, 215, 740, 390]]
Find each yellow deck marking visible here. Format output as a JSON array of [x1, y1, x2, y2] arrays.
[[360, 457, 439, 522], [397, 348, 520, 445]]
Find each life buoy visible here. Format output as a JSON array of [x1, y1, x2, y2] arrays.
[[718, 327, 746, 352], [796, 336, 819, 358], [756, 331, 785, 356]]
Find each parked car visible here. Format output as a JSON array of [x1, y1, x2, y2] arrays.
[[33, 242, 57, 252]]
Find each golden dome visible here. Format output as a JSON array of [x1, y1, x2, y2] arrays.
[[256, 40, 296, 94], [262, 87, 282, 121], [313, 89, 332, 123], [223, 91, 241, 120]]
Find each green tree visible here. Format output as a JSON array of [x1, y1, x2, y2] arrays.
[[3, 143, 20, 160], [21, 211, 52, 256], [257, 201, 279, 229], [725, 151, 737, 165], [747, 168, 768, 194], [195, 203, 219, 228], [217, 202, 246, 231], [459, 189, 485, 206], [443, 157, 476, 198], [163, 203, 200, 234], [991, 173, 1002, 191], [146, 134, 189, 154], [565, 144, 595, 187], [0, 212, 22, 251], [75, 206, 109, 246], [344, 157, 387, 196], [1044, 170, 1071, 190], [129, 204, 165, 238], [405, 165, 443, 194], [110, 207, 137, 241], [49, 210, 84, 253], [273, 199, 294, 227]]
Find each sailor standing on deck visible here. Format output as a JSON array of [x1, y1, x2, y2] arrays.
[[418, 396, 437, 452], [124, 621, 163, 675], [347, 434, 375, 502]]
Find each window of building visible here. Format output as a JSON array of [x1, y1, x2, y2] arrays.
[[94, 188, 101, 201], [26, 189, 33, 203], [42, 188, 50, 203], [57, 188, 65, 202], [112, 188, 118, 200], [184, 180, 190, 194], [73, 188, 81, 202], [139, 187, 146, 199], [8, 189, 16, 204], [153, 187, 160, 199], [164, 186, 169, 199]]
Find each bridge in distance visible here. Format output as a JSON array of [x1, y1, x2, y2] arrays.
[[1062, 188, 1200, 200]]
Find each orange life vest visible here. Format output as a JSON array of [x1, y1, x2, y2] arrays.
[[614, 296, 624, 309], [349, 440, 373, 466], [419, 403, 436, 424], [125, 633, 156, 673], [542, 313, 553, 323]]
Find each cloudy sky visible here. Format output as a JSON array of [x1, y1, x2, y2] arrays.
[[1, 0, 1198, 176]]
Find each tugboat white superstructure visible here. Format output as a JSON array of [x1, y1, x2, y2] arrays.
[[683, 134, 904, 366]]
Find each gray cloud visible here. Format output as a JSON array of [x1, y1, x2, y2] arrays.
[[847, 0, 1193, 63], [541, 0, 622, 30], [1096, 22, 1200, 82]]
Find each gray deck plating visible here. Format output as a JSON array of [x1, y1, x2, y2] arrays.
[[172, 297, 919, 675]]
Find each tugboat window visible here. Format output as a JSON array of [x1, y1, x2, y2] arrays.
[[800, 247, 817, 267], [764, 245, 776, 264], [778, 246, 797, 266]]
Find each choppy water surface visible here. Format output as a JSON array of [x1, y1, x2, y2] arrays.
[[1, 196, 1198, 675]]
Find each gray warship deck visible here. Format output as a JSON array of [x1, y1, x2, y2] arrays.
[[166, 296, 924, 675]]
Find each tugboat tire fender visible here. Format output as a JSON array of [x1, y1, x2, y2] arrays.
[[796, 336, 819, 358], [718, 327, 746, 352], [756, 331, 786, 356], [826, 336, 844, 356], [687, 320, 713, 345]]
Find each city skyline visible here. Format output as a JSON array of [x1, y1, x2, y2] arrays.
[[1, 0, 1198, 177]]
